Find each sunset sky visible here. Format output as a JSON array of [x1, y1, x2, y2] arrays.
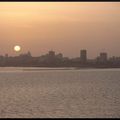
[[0, 2, 120, 58]]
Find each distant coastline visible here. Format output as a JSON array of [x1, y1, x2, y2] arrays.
[[1, 66, 120, 70], [0, 50, 120, 68]]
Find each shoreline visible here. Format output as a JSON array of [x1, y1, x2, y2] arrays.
[[0, 66, 120, 71]]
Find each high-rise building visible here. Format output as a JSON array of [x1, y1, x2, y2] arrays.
[[80, 49, 87, 62], [48, 51, 55, 57], [99, 52, 107, 62]]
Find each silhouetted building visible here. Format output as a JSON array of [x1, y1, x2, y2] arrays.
[[109, 56, 120, 63], [56, 53, 63, 60], [48, 51, 55, 57], [80, 49, 87, 62], [99, 52, 107, 62], [5, 54, 8, 58], [27, 51, 32, 57]]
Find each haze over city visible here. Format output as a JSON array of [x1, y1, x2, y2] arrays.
[[0, 2, 120, 58], [0, 2, 120, 118]]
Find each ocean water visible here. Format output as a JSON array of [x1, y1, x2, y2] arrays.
[[0, 67, 120, 118]]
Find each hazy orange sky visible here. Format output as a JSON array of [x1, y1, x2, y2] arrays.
[[0, 2, 120, 58]]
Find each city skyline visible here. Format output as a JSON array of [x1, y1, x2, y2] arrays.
[[0, 2, 120, 58], [0, 49, 120, 68], [0, 49, 119, 60]]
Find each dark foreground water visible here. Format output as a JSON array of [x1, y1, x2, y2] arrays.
[[0, 67, 120, 118]]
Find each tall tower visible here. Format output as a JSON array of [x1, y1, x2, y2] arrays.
[[80, 49, 87, 62]]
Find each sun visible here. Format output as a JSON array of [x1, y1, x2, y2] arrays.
[[14, 45, 21, 52]]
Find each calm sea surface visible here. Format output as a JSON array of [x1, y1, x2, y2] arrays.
[[0, 67, 120, 118]]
